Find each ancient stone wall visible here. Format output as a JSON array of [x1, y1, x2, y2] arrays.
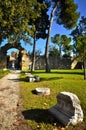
[[34, 56, 82, 70], [0, 46, 82, 70], [35, 56, 71, 69], [0, 43, 31, 70], [21, 50, 31, 70]]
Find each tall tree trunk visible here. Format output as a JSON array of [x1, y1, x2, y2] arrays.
[[84, 58, 86, 80], [45, 5, 57, 73], [59, 45, 62, 57], [31, 34, 36, 72]]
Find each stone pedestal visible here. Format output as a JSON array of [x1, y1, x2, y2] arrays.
[[49, 92, 83, 126]]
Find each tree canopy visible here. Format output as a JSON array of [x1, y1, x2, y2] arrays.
[[71, 16, 86, 56], [51, 34, 72, 57], [0, 0, 45, 44]]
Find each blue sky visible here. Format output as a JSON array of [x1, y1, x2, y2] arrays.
[[1, 0, 86, 55]]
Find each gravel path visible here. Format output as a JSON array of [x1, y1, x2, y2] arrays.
[[0, 71, 31, 130]]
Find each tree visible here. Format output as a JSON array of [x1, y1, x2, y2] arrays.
[[0, 0, 41, 44], [45, 0, 79, 72], [76, 36, 86, 80], [71, 16, 86, 55], [0, 0, 49, 72], [0, 1, 22, 42], [62, 44, 73, 58], [61, 35, 72, 57], [30, 3, 49, 72], [49, 45, 59, 56], [51, 34, 72, 57], [51, 34, 62, 57], [71, 16, 86, 80]]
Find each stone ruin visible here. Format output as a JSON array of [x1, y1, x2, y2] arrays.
[[25, 72, 40, 82], [35, 88, 50, 95], [28, 75, 40, 82], [49, 91, 83, 126], [21, 50, 31, 70], [0, 43, 31, 70]]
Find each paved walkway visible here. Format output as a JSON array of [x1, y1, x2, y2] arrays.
[[0, 71, 24, 130]]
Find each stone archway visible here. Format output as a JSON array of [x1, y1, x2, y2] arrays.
[[7, 48, 22, 70], [0, 42, 31, 70]]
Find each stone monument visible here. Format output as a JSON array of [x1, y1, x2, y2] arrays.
[[49, 91, 83, 126]]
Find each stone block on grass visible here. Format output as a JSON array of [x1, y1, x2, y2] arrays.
[[35, 88, 50, 95], [49, 91, 83, 126], [28, 75, 40, 82]]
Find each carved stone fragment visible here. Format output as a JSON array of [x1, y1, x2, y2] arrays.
[[35, 88, 50, 95], [49, 92, 83, 126]]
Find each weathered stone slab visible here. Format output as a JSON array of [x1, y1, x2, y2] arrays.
[[28, 75, 40, 82], [49, 92, 83, 126], [35, 88, 50, 95]]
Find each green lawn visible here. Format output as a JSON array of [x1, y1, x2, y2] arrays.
[[0, 70, 10, 79], [20, 69, 86, 130]]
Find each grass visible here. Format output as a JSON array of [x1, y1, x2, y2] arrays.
[[20, 69, 86, 130], [0, 70, 10, 79]]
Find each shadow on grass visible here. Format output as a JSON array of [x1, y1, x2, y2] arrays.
[[8, 77, 29, 82], [22, 108, 61, 125], [19, 77, 29, 82], [40, 77, 63, 81], [19, 76, 63, 82], [22, 109, 86, 129]]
